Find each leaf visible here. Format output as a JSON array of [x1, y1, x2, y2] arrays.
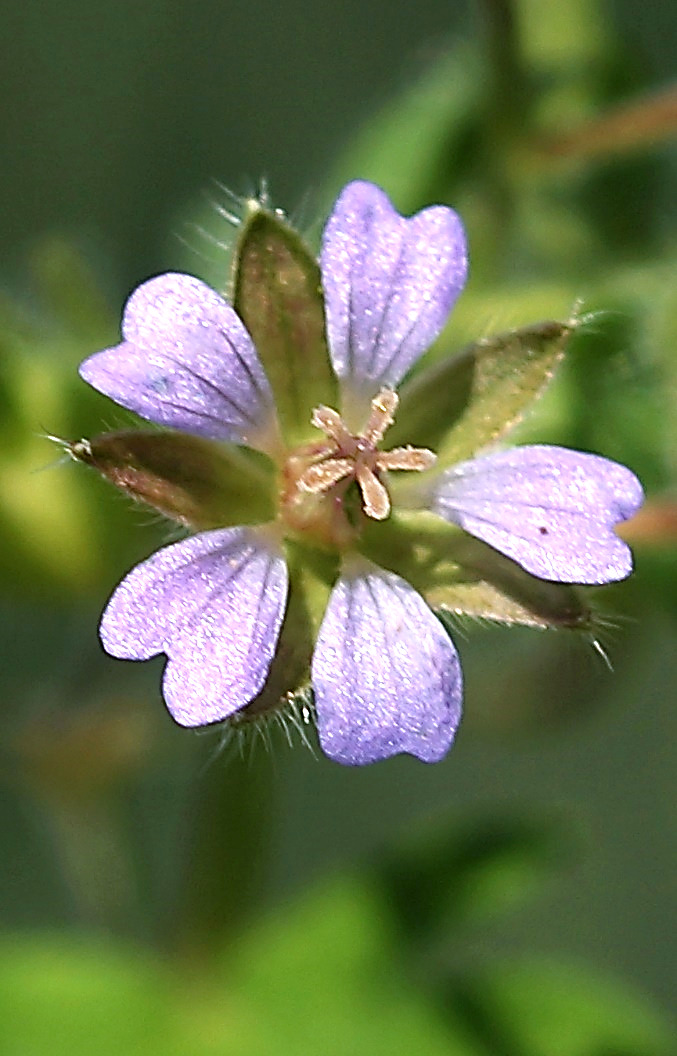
[[67, 429, 275, 529], [455, 956, 675, 1056], [0, 937, 176, 1056], [230, 877, 484, 1056], [390, 316, 578, 468], [376, 814, 572, 942], [232, 204, 337, 446]]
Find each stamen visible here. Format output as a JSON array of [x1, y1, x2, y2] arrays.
[[356, 465, 391, 520], [376, 446, 437, 472], [298, 457, 354, 494], [361, 389, 399, 446], [295, 387, 436, 525], [310, 405, 352, 446]]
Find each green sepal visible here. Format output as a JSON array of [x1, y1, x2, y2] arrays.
[[232, 540, 336, 723], [389, 316, 578, 468], [68, 430, 275, 529], [232, 204, 337, 447], [359, 512, 592, 631]]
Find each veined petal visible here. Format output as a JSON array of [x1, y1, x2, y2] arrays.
[[100, 526, 288, 726], [311, 558, 462, 765], [320, 181, 467, 422], [80, 274, 278, 453], [430, 445, 644, 585]]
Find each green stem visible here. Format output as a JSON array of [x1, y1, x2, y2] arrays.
[[167, 746, 276, 968]]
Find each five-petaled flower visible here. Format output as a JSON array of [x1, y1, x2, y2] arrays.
[[77, 180, 643, 765]]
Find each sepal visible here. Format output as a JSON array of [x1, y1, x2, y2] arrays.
[[67, 429, 275, 529], [233, 203, 337, 446], [359, 512, 594, 632], [231, 540, 336, 724], [390, 316, 578, 467]]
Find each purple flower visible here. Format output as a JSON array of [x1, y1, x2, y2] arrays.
[[78, 181, 643, 765]]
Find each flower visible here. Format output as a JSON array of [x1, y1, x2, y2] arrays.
[[77, 180, 643, 765]]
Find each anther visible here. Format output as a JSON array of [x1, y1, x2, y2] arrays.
[[298, 387, 436, 522]]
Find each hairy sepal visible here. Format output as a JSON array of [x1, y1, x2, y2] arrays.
[[359, 513, 593, 632], [390, 317, 578, 468], [233, 205, 337, 447], [68, 430, 275, 528]]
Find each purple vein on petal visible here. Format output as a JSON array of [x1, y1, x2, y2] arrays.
[[321, 181, 468, 413], [311, 557, 462, 765], [430, 445, 644, 585], [100, 526, 288, 727], [79, 273, 278, 451]]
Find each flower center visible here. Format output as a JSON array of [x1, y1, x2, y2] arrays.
[[279, 389, 435, 549]]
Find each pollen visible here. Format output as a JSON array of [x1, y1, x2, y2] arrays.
[[297, 388, 436, 520]]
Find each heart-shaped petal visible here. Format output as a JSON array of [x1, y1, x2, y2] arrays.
[[80, 273, 279, 453], [100, 526, 288, 726], [312, 558, 462, 764], [320, 181, 467, 424], [430, 445, 643, 584]]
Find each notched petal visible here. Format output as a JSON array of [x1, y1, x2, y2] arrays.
[[100, 526, 288, 726], [312, 558, 462, 765], [321, 181, 467, 422], [79, 273, 279, 453], [431, 445, 644, 585]]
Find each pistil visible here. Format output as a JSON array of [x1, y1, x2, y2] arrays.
[[297, 388, 436, 521]]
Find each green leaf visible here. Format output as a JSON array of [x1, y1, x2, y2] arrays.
[[457, 956, 675, 1056], [232, 203, 337, 447], [67, 430, 276, 529], [230, 877, 484, 1056], [376, 814, 572, 942], [0, 937, 176, 1056], [391, 316, 577, 468], [360, 512, 592, 631]]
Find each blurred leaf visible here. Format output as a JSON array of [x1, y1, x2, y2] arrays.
[[0, 240, 172, 597], [376, 814, 571, 944], [0, 880, 488, 1056], [27, 237, 117, 343], [233, 202, 336, 447], [516, 0, 607, 70], [454, 956, 675, 1056], [0, 938, 177, 1056], [229, 876, 484, 1056]]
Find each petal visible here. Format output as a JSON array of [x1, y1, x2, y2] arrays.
[[311, 559, 462, 765], [100, 526, 288, 726], [80, 274, 278, 452], [430, 445, 644, 585], [320, 181, 467, 421]]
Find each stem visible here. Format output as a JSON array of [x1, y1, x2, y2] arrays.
[[168, 746, 275, 968]]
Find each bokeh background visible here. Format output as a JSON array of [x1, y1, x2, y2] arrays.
[[1, 0, 675, 1052]]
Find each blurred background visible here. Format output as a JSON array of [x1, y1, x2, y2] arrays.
[[1, 0, 675, 1052]]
